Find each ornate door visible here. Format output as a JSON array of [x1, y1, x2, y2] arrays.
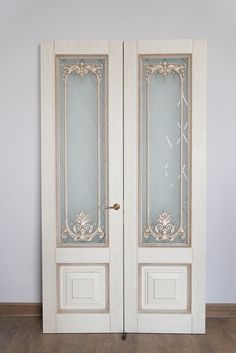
[[124, 40, 206, 333], [41, 41, 123, 332], [41, 40, 206, 333]]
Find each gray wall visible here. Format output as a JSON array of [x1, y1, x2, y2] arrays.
[[0, 0, 235, 303]]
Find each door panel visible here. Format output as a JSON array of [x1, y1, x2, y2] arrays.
[[41, 40, 123, 332], [57, 56, 108, 245], [124, 40, 206, 333], [139, 55, 190, 246], [139, 264, 190, 312], [58, 264, 108, 312]]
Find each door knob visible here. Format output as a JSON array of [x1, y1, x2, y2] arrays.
[[105, 203, 120, 210]]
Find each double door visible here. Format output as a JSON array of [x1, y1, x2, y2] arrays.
[[41, 40, 206, 333]]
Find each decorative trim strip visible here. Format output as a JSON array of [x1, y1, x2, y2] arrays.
[[62, 60, 105, 242], [143, 60, 186, 242], [206, 304, 236, 318], [0, 303, 42, 317], [1, 303, 236, 318]]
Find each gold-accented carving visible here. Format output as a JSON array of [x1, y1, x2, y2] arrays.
[[62, 211, 104, 242], [63, 60, 103, 80], [144, 60, 186, 80], [144, 211, 186, 242]]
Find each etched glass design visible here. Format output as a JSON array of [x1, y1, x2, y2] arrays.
[[139, 56, 190, 245], [57, 56, 108, 245]]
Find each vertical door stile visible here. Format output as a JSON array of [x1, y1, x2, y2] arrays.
[[41, 40, 57, 333], [124, 41, 139, 332], [191, 39, 207, 332], [108, 40, 124, 332]]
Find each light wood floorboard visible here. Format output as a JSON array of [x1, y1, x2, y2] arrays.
[[0, 318, 236, 353]]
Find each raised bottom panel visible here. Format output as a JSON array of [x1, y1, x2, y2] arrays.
[[139, 264, 190, 313], [58, 264, 108, 313]]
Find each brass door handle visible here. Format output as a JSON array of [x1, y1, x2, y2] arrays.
[[105, 203, 120, 210]]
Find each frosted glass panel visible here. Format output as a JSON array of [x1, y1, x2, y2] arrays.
[[139, 56, 190, 245], [57, 57, 108, 245]]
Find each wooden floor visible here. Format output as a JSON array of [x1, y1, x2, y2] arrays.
[[0, 318, 236, 353]]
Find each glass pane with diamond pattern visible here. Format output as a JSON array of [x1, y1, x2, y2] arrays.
[[57, 56, 108, 245], [139, 56, 190, 245]]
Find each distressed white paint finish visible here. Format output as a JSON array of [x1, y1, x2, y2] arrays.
[[191, 39, 207, 333], [57, 313, 110, 333], [138, 39, 193, 54], [41, 40, 123, 333], [138, 314, 192, 333], [124, 40, 139, 332], [56, 248, 109, 263], [138, 248, 192, 264], [54, 40, 109, 54], [59, 265, 106, 311], [108, 41, 124, 332], [41, 41, 57, 333], [124, 40, 206, 333], [42, 39, 206, 333], [140, 265, 188, 311]]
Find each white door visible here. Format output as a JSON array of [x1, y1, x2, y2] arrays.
[[41, 39, 206, 334], [41, 40, 123, 333], [124, 40, 207, 333]]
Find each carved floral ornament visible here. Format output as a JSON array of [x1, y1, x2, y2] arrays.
[[144, 60, 186, 80], [63, 60, 103, 80], [144, 211, 186, 242], [62, 211, 105, 242]]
